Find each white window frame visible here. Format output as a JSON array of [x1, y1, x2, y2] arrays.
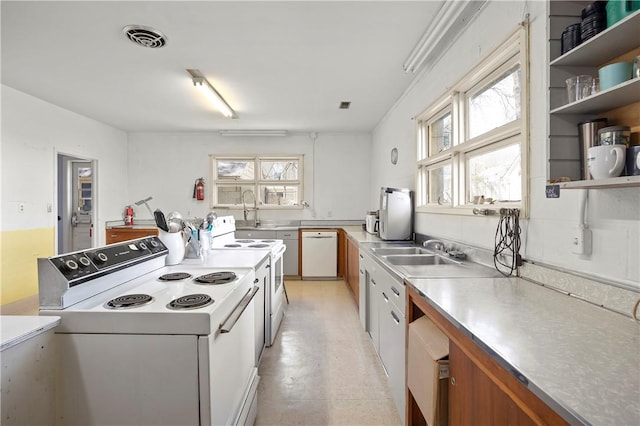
[[211, 155, 304, 209], [415, 24, 529, 217]]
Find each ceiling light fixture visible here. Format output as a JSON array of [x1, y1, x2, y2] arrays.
[[403, 0, 487, 73], [187, 69, 237, 119], [219, 130, 288, 137]]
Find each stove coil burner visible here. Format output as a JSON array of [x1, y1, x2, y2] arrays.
[[224, 244, 242, 248], [158, 272, 193, 281], [166, 294, 213, 310], [235, 239, 255, 243], [105, 294, 154, 309], [261, 240, 276, 243], [249, 244, 270, 248], [195, 271, 237, 285]]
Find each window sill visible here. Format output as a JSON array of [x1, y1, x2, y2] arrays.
[[416, 202, 523, 216], [213, 205, 304, 210]]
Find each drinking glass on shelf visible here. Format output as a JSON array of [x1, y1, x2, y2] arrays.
[[590, 77, 600, 95], [566, 75, 593, 103]]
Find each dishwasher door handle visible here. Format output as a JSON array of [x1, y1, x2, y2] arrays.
[[219, 286, 259, 333]]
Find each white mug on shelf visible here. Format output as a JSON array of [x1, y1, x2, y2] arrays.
[[588, 145, 626, 180]]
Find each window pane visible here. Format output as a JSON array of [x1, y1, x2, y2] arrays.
[[429, 113, 452, 156], [259, 185, 299, 206], [261, 160, 298, 180], [217, 160, 254, 180], [468, 144, 521, 202], [216, 185, 255, 205], [468, 67, 521, 139], [427, 164, 452, 205]]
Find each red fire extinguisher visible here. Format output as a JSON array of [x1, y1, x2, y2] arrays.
[[124, 206, 134, 225], [193, 178, 205, 201]]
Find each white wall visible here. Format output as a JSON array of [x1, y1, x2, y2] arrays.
[[371, 1, 640, 289], [127, 132, 372, 221], [1, 85, 129, 244]]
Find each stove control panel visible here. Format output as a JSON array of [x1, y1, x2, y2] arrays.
[[50, 253, 99, 281], [42, 236, 168, 284], [84, 237, 167, 271]]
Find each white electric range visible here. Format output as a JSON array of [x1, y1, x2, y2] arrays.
[[205, 216, 287, 347], [38, 236, 259, 426]]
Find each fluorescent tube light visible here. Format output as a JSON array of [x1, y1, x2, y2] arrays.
[[219, 130, 288, 137], [403, 1, 486, 73], [187, 69, 237, 119]]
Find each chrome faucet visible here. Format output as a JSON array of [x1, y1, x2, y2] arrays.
[[423, 239, 445, 252], [241, 190, 259, 227]]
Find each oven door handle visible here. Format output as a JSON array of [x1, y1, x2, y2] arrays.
[[275, 245, 286, 256], [219, 286, 260, 334]]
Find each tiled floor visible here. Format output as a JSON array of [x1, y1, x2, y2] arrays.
[[255, 280, 402, 426]]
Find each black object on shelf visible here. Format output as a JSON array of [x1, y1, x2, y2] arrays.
[[581, 1, 607, 42], [561, 23, 582, 55]]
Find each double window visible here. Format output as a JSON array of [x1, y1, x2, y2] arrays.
[[211, 156, 303, 208], [416, 26, 529, 215]]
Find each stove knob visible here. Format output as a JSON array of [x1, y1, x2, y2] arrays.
[[139, 242, 148, 250], [94, 252, 108, 264], [149, 240, 159, 247], [64, 259, 79, 271], [78, 256, 91, 267]]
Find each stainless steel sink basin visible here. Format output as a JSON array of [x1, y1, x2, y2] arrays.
[[382, 254, 459, 266], [371, 247, 429, 255]]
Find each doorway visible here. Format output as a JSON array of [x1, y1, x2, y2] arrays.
[[57, 154, 96, 254]]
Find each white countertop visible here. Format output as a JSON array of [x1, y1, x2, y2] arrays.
[[409, 277, 640, 425], [1, 316, 61, 351], [181, 249, 270, 269]]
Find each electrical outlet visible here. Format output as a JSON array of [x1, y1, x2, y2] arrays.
[[18, 203, 25, 213], [571, 228, 592, 255]]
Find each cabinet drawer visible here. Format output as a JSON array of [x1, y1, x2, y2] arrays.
[[106, 228, 157, 244], [235, 230, 277, 239], [276, 230, 298, 240], [388, 280, 405, 316]]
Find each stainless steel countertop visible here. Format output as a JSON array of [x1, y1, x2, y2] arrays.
[[409, 277, 639, 425]]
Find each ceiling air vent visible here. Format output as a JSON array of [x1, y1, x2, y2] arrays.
[[122, 25, 167, 48], [339, 101, 351, 109]]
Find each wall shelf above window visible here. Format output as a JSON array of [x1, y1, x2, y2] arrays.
[[558, 176, 640, 189]]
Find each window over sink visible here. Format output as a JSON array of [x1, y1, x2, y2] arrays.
[[211, 155, 304, 209], [415, 24, 529, 216]]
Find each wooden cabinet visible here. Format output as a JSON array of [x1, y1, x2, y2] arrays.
[[106, 227, 157, 244], [548, 4, 639, 188], [345, 235, 360, 306], [407, 286, 567, 426], [448, 341, 536, 426]]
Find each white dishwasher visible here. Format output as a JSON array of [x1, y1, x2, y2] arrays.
[[301, 230, 338, 279]]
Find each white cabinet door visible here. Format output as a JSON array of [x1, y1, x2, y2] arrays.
[[358, 252, 367, 330], [367, 275, 380, 352], [277, 230, 299, 276], [379, 298, 406, 424]]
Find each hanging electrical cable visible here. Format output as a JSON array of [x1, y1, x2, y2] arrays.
[[494, 208, 522, 276]]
